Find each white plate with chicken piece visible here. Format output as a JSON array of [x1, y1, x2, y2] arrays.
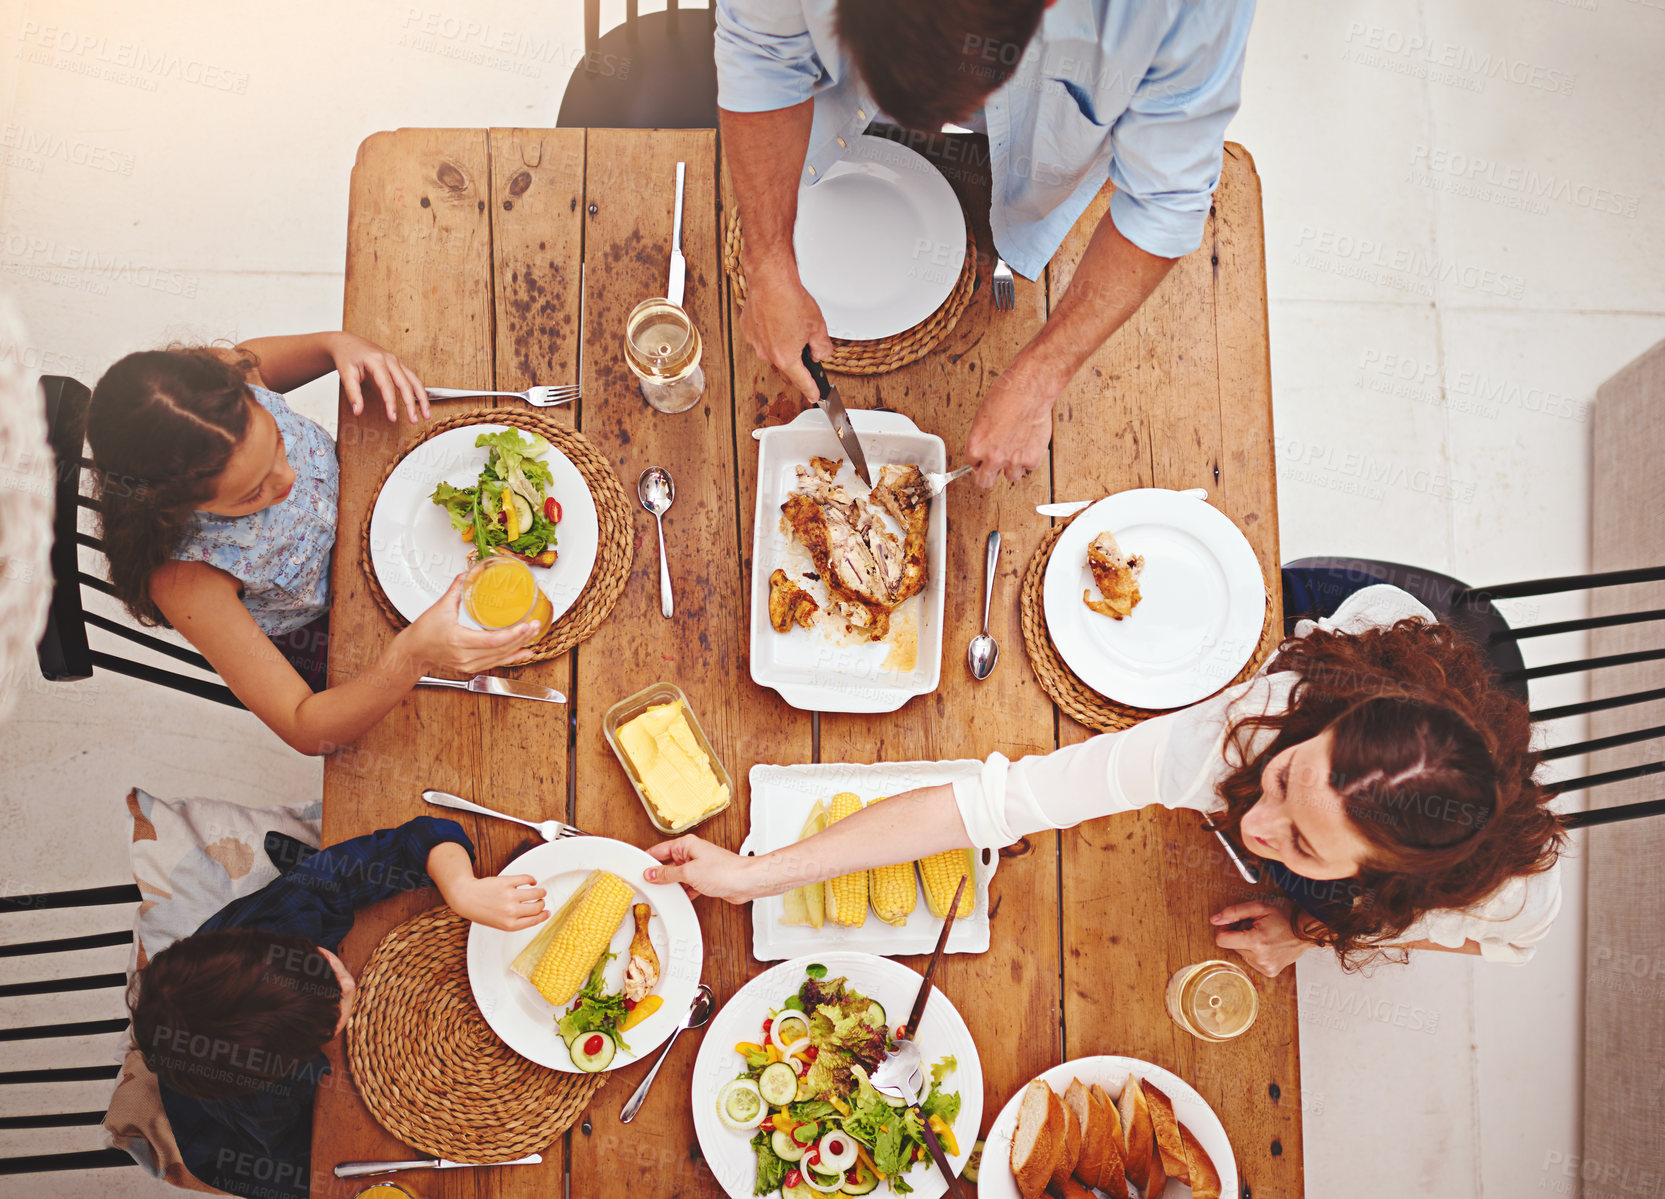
[[1041, 489, 1267, 710], [465, 837, 702, 1072], [749, 409, 947, 713]]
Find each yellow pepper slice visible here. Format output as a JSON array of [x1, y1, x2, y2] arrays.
[[734, 1041, 764, 1057], [502, 489, 520, 540], [928, 1114, 959, 1157], [771, 1113, 796, 1134], [765, 1044, 783, 1065], [619, 994, 662, 1031]]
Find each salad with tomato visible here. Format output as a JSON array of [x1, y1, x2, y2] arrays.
[[715, 964, 962, 1196], [430, 428, 563, 565]]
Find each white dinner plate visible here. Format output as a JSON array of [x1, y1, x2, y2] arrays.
[[977, 1055, 1238, 1199], [748, 409, 947, 713], [466, 837, 702, 1072], [1042, 489, 1266, 710], [366, 422, 599, 626], [691, 952, 983, 1199], [739, 761, 999, 961], [795, 134, 967, 341]]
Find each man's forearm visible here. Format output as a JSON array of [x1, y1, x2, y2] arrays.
[[1015, 213, 1176, 397], [720, 102, 814, 273]]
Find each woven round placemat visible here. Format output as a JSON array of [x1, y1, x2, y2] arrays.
[[1020, 516, 1281, 732], [724, 210, 979, 376], [359, 408, 634, 665], [346, 906, 604, 1161]]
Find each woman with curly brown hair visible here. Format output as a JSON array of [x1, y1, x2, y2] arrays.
[[643, 585, 1566, 976]]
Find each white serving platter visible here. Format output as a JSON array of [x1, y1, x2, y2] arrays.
[[739, 760, 998, 961], [748, 409, 948, 714]]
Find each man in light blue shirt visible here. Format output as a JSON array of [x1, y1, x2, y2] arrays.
[[716, 0, 1255, 485]]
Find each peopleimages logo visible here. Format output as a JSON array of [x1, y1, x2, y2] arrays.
[[17, 21, 251, 93]]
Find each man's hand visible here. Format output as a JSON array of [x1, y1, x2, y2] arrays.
[[965, 362, 1059, 487], [742, 258, 833, 402], [1210, 899, 1314, 977]]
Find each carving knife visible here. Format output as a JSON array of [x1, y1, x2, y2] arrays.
[[668, 161, 686, 307], [800, 345, 872, 487]]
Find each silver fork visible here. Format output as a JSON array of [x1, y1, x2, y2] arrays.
[[425, 385, 581, 407], [991, 257, 1015, 310], [422, 788, 586, 841]]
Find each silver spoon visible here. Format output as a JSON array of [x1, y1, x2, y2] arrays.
[[870, 1040, 970, 1197], [967, 530, 1001, 680], [638, 467, 676, 619], [619, 983, 715, 1122]]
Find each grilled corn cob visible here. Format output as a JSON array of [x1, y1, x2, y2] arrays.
[[918, 847, 975, 919], [821, 792, 868, 927], [510, 869, 633, 1006], [866, 795, 917, 926]]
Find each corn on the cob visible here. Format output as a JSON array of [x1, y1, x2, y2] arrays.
[[918, 847, 975, 919], [821, 792, 868, 927], [865, 795, 917, 926], [510, 869, 633, 1006]]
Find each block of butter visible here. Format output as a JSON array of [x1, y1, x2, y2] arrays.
[[615, 700, 730, 830]]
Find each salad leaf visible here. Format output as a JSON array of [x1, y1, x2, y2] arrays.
[[556, 954, 632, 1053], [929, 1056, 957, 1088], [922, 1084, 961, 1127], [844, 1078, 906, 1176], [787, 1099, 838, 1122], [750, 1129, 789, 1196], [804, 962, 828, 980]]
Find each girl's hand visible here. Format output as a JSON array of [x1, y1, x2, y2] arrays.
[[330, 332, 430, 424], [645, 836, 760, 903], [1210, 899, 1312, 978], [399, 574, 544, 674], [448, 872, 548, 932]]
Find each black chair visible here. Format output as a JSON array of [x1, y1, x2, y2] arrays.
[[0, 884, 142, 1174], [556, 0, 718, 129], [1282, 556, 1665, 830], [36, 375, 242, 709]]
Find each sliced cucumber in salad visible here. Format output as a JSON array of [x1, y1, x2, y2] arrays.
[[758, 1061, 799, 1106], [717, 1078, 767, 1130], [771, 1130, 806, 1162]]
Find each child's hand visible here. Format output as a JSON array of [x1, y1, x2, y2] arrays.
[[330, 332, 430, 424], [448, 872, 548, 932]]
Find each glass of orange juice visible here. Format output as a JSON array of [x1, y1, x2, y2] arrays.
[[462, 556, 552, 639], [352, 1185, 417, 1199]]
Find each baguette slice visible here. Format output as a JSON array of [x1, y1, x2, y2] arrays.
[[1089, 1083, 1128, 1197], [1143, 1080, 1190, 1183], [1048, 1084, 1083, 1190], [1118, 1074, 1166, 1198], [1046, 1181, 1097, 1199], [1011, 1081, 1064, 1199], [1180, 1124, 1223, 1199], [1062, 1079, 1102, 1189]]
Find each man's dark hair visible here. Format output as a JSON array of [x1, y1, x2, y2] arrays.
[[836, 0, 1048, 131], [130, 929, 342, 1100]]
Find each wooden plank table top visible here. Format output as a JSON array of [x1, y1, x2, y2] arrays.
[[314, 127, 1294, 1199]]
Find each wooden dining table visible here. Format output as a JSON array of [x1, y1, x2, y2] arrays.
[[311, 126, 1296, 1199]]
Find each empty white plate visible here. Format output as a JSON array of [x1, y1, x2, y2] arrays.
[[1042, 489, 1266, 710], [795, 134, 967, 341]]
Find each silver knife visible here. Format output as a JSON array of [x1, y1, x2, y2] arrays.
[[667, 161, 686, 308], [800, 345, 872, 487], [417, 674, 567, 704], [335, 1154, 542, 1179], [1036, 487, 1208, 518], [1202, 816, 1261, 885]]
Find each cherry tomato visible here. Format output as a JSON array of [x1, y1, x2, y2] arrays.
[[582, 1034, 605, 1056], [803, 1046, 819, 1061], [545, 497, 561, 522], [784, 1169, 802, 1189], [805, 1151, 820, 1169], [846, 1169, 860, 1183], [763, 1018, 773, 1036], [623, 997, 637, 1011], [496, 510, 507, 524]]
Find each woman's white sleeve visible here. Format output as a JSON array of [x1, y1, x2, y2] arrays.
[[1396, 862, 1564, 964], [949, 700, 1225, 850]]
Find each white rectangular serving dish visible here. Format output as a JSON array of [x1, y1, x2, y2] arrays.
[[748, 409, 947, 713], [740, 760, 999, 961]]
